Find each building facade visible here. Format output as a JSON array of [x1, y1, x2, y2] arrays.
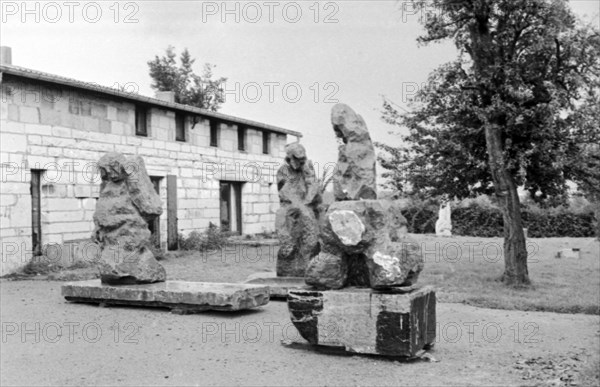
[[0, 49, 300, 275]]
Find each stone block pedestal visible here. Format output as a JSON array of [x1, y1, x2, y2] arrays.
[[62, 280, 270, 313], [244, 272, 311, 299], [287, 286, 435, 357]]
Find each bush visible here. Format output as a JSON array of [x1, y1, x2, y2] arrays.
[[178, 224, 229, 251], [400, 198, 597, 238]]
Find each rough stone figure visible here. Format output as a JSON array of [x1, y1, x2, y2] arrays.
[[93, 153, 166, 284], [275, 143, 321, 277], [331, 104, 378, 201], [304, 104, 423, 290]]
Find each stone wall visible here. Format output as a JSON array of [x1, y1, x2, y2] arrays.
[[0, 76, 287, 275]]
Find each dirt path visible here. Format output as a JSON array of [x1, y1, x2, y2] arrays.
[[1, 280, 598, 386]]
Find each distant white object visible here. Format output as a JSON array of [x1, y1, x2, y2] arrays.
[[435, 203, 452, 236], [556, 248, 580, 259]]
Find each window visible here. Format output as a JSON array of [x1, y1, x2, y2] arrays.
[[135, 106, 148, 136], [262, 131, 270, 154], [238, 126, 247, 151], [210, 120, 219, 147], [175, 113, 186, 142]]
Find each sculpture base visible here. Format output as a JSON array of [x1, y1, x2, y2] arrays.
[[287, 286, 435, 357], [62, 280, 269, 314], [244, 272, 311, 299]]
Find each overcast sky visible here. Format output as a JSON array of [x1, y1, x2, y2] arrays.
[[2, 0, 598, 174]]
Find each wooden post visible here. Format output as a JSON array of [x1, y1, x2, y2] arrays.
[[167, 175, 178, 250]]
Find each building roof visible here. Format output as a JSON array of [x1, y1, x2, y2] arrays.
[[0, 64, 302, 138]]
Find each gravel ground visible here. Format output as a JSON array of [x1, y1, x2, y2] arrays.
[[1, 278, 599, 386]]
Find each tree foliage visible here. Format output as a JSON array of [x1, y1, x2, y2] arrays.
[[378, 0, 600, 205], [147, 46, 227, 111]]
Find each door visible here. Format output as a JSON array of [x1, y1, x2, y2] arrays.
[[31, 170, 43, 256], [149, 176, 162, 248], [167, 175, 178, 250], [220, 181, 243, 234]]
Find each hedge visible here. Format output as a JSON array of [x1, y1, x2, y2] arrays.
[[401, 203, 597, 238]]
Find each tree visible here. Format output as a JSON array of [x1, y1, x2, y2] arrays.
[[147, 46, 227, 111], [378, 0, 600, 285]]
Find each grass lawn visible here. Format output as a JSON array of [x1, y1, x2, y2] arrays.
[[413, 235, 600, 315]]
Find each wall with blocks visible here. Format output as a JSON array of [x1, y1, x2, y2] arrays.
[[0, 76, 289, 275]]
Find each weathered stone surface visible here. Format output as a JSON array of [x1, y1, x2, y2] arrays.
[[62, 280, 270, 312], [93, 153, 166, 284], [244, 272, 310, 299], [307, 199, 423, 289], [287, 286, 436, 357], [305, 251, 348, 290], [275, 143, 321, 277], [381, 199, 409, 241], [435, 203, 452, 236], [331, 104, 377, 201]]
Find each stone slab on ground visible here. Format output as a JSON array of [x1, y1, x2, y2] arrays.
[[287, 286, 435, 357], [244, 272, 311, 299], [62, 280, 270, 313]]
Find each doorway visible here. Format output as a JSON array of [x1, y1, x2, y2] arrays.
[[220, 181, 243, 234], [31, 170, 43, 256], [148, 176, 162, 248]]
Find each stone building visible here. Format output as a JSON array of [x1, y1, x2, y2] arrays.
[[0, 47, 301, 275]]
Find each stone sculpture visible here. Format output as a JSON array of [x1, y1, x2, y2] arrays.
[[93, 153, 166, 284], [275, 143, 321, 277], [435, 202, 452, 236], [288, 104, 435, 358], [304, 104, 423, 290]]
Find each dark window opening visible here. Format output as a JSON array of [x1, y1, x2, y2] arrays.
[[175, 113, 186, 142], [262, 131, 270, 154], [135, 106, 148, 136], [238, 126, 247, 151], [210, 120, 219, 147]]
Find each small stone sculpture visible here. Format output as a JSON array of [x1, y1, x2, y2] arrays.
[[304, 104, 423, 290], [93, 153, 166, 284], [435, 202, 452, 236], [331, 104, 378, 201], [275, 143, 321, 277]]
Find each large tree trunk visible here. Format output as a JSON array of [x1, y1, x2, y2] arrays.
[[484, 126, 530, 286]]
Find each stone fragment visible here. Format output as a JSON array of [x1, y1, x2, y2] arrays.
[[305, 252, 347, 290], [275, 143, 321, 277], [287, 286, 436, 357], [93, 153, 166, 284], [328, 210, 365, 246], [331, 104, 377, 201], [244, 272, 310, 299], [62, 280, 270, 312]]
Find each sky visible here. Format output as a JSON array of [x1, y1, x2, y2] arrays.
[[2, 0, 599, 176]]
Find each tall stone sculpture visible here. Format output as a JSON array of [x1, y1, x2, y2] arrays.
[[304, 104, 423, 289], [331, 104, 378, 201], [287, 104, 435, 358], [275, 143, 321, 277], [93, 153, 166, 284], [63, 154, 271, 313]]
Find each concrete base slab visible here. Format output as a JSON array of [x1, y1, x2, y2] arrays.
[[287, 286, 435, 357], [62, 280, 270, 313], [244, 272, 311, 299]]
